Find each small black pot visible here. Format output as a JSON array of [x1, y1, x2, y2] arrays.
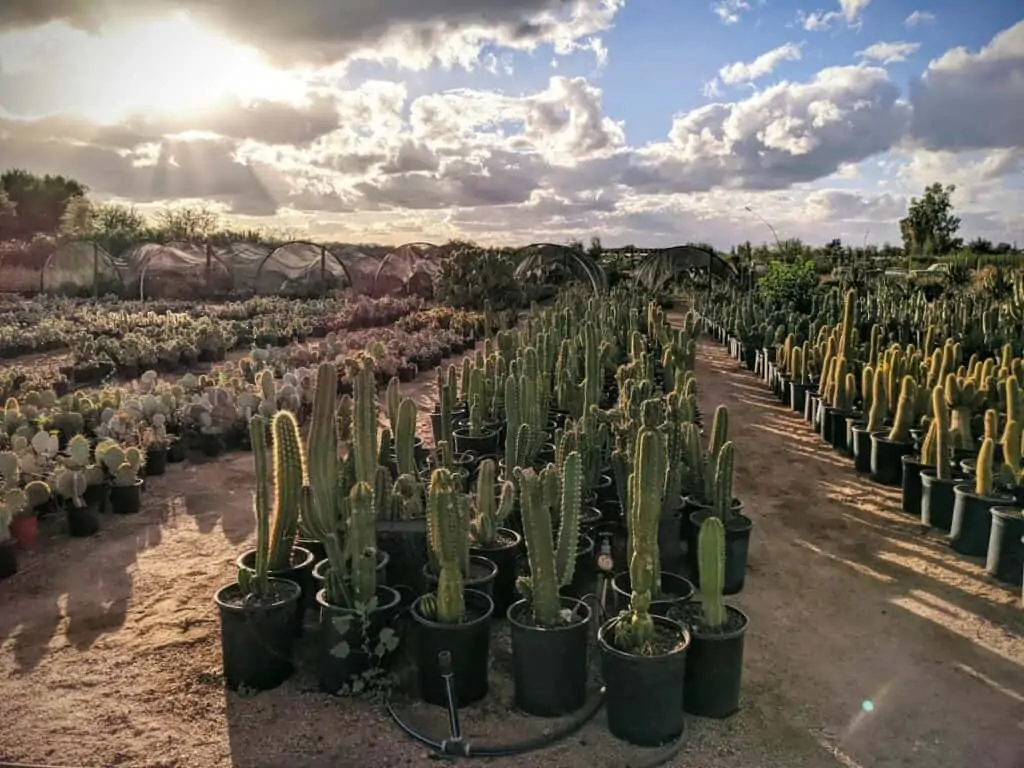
[[109, 479, 144, 515], [316, 585, 403, 693], [682, 605, 749, 718], [167, 440, 186, 463], [688, 510, 753, 595], [682, 497, 744, 574], [592, 473, 616, 506], [214, 578, 302, 692], [610, 570, 695, 614], [84, 482, 108, 515], [950, 485, 1013, 558], [0, 540, 17, 579], [900, 455, 924, 516], [920, 469, 959, 532], [821, 407, 847, 451], [66, 501, 101, 537], [789, 381, 813, 415], [411, 589, 494, 707], [238, 546, 316, 637], [598, 614, 690, 747], [508, 596, 591, 716], [145, 446, 168, 476], [470, 528, 522, 619], [805, 393, 819, 425], [453, 427, 500, 457], [297, 537, 327, 565], [985, 507, 1024, 586], [423, 554, 498, 599], [869, 432, 912, 487]]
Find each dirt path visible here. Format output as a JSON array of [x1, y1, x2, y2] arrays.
[[1, 337, 1022, 768]]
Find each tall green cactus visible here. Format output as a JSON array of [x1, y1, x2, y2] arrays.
[[240, 415, 272, 597], [426, 468, 467, 624], [867, 363, 889, 432], [711, 441, 735, 524], [395, 398, 418, 477], [352, 358, 379, 486], [697, 516, 726, 630], [975, 437, 995, 497], [268, 410, 303, 571], [555, 450, 582, 588], [348, 481, 378, 604], [886, 375, 917, 444], [471, 458, 514, 547], [933, 385, 952, 481]]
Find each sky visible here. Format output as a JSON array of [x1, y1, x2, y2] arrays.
[[0, 0, 1021, 249]]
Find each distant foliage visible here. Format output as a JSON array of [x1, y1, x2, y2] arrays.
[[434, 248, 523, 311], [758, 259, 817, 313]]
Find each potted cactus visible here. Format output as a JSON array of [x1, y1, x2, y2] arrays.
[[0, 460, 48, 576], [870, 375, 917, 486], [143, 414, 172, 476], [213, 416, 303, 692], [411, 466, 495, 708], [507, 452, 591, 717], [950, 432, 1012, 557], [851, 364, 882, 474], [468, 458, 519, 617], [53, 434, 103, 537], [682, 515, 749, 717], [920, 386, 960, 532], [99, 442, 146, 515], [988, 417, 1024, 586], [453, 369, 500, 456], [300, 363, 401, 694], [598, 422, 690, 746]]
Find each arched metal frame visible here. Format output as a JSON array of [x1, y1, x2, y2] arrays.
[[371, 242, 443, 295], [137, 241, 233, 300], [634, 244, 739, 293], [252, 240, 355, 295], [40, 239, 125, 297], [512, 242, 608, 294]]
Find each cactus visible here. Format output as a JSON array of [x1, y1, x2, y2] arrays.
[[920, 419, 937, 467], [697, 516, 727, 630], [886, 376, 917, 444], [711, 441, 735, 524], [240, 415, 272, 597], [470, 458, 514, 547], [933, 385, 953, 481], [266, 411, 303, 572], [1001, 419, 1022, 488], [866, 364, 888, 433], [426, 468, 467, 624], [394, 398, 418, 477], [975, 437, 995, 497], [352, 358, 379, 486], [348, 481, 378, 604]]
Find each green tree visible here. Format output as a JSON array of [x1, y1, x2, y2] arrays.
[[899, 183, 962, 257], [0, 169, 88, 239]]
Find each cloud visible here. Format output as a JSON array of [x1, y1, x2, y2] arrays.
[[711, 0, 751, 25], [908, 20, 1024, 150], [904, 10, 936, 27], [856, 41, 921, 64], [718, 43, 804, 85], [0, 0, 625, 70], [798, 0, 871, 31]]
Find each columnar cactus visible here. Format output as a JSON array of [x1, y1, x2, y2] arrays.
[[241, 415, 272, 597], [265, 411, 303, 571], [426, 468, 468, 623], [886, 375, 917, 444], [697, 516, 726, 630], [348, 481, 378, 604], [933, 385, 953, 481], [866, 364, 889, 433], [395, 398, 418, 477], [470, 458, 515, 547], [711, 441, 735, 524]]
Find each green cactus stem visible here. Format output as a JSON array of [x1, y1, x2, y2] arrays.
[[426, 468, 467, 624], [697, 516, 726, 630], [933, 385, 952, 482], [975, 437, 995, 497], [470, 458, 514, 547], [267, 410, 304, 571], [348, 481, 378, 604], [886, 376, 917, 444]]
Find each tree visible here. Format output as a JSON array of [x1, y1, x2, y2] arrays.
[[0, 169, 88, 239], [0, 190, 17, 240], [153, 203, 221, 241], [899, 183, 962, 257]]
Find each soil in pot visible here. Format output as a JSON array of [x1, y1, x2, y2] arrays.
[[411, 588, 494, 707], [688, 510, 753, 595], [453, 428, 499, 457], [214, 578, 302, 691], [598, 614, 690, 746], [109, 479, 144, 515], [920, 469, 959, 532], [675, 603, 748, 718], [316, 585, 403, 694], [901, 455, 924, 516], [869, 433, 912, 487], [611, 571, 695, 614], [424, 554, 498, 599], [238, 546, 316, 637], [0, 539, 17, 579], [950, 485, 1013, 557], [985, 507, 1024, 586], [508, 597, 591, 716], [145, 446, 168, 476], [470, 528, 522, 619]]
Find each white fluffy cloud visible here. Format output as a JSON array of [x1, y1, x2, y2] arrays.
[[904, 11, 936, 27], [719, 43, 804, 85], [711, 0, 752, 25], [799, 0, 871, 31], [857, 41, 921, 64]]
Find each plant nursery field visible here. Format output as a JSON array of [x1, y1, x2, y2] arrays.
[[1, 312, 1021, 768]]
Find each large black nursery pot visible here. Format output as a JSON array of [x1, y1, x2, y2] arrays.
[[610, 571, 694, 615], [920, 468, 959, 532], [412, 588, 494, 707], [214, 577, 302, 692], [312, 551, 390, 611], [850, 424, 873, 473], [316, 585, 403, 694], [985, 507, 1024, 586], [377, 517, 428, 593], [508, 596, 591, 716], [869, 432, 912, 487], [470, 528, 522, 618], [822, 407, 849, 452], [452, 427, 500, 457], [145, 446, 168, 476], [238, 546, 315, 637], [682, 604, 748, 718], [950, 485, 1013, 558], [598, 614, 690, 747], [109, 479, 144, 515], [688, 509, 753, 595], [424, 554, 498, 599], [0, 539, 17, 580], [789, 381, 813, 415], [900, 455, 925, 516]]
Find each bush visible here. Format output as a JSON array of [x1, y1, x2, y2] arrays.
[[758, 260, 817, 313], [434, 248, 523, 311]]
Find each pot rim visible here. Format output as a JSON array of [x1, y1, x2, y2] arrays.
[[687, 603, 751, 642], [213, 577, 301, 612], [609, 570, 695, 603], [410, 587, 494, 629], [990, 506, 1024, 522], [507, 595, 591, 631], [469, 527, 522, 553], [315, 583, 401, 614], [952, 483, 1014, 504], [237, 544, 316, 575], [596, 614, 690, 660]]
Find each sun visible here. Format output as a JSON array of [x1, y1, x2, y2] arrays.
[[5, 12, 299, 123]]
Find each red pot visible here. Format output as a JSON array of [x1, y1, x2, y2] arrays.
[[9, 515, 39, 549]]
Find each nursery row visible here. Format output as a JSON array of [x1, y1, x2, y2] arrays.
[[217, 287, 754, 752], [700, 286, 1024, 598]]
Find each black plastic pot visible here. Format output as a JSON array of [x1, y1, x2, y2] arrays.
[[901, 456, 924, 516], [316, 585, 403, 693], [682, 497, 744, 574], [424, 554, 498, 599], [805, 393, 819, 425], [789, 381, 813, 415], [214, 578, 302, 691], [850, 425, 872, 473], [470, 528, 522, 619], [508, 596, 591, 716], [985, 507, 1024, 586], [688, 510, 753, 595], [167, 440, 186, 464], [950, 485, 1013, 557], [0, 540, 17, 579], [238, 546, 316, 637], [920, 469, 958, 532], [145, 446, 168, 476], [297, 537, 327, 564], [592, 473, 616, 506], [869, 433, 912, 487], [610, 570, 695, 614], [411, 588, 494, 707], [109, 479, 144, 515], [657, 511, 683, 571], [683, 605, 749, 718], [66, 500, 101, 537], [820, 407, 846, 450], [453, 427, 500, 457], [598, 615, 690, 746]]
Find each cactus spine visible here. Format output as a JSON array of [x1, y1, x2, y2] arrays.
[[267, 410, 303, 571], [886, 376, 917, 444], [697, 516, 726, 630], [975, 437, 995, 498], [426, 468, 467, 623]]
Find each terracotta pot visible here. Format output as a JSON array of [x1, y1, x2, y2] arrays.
[[9, 515, 39, 549]]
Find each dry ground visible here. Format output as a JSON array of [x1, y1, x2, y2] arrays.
[[1, 336, 1023, 768]]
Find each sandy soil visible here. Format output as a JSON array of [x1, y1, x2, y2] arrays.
[[2, 335, 1023, 768]]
